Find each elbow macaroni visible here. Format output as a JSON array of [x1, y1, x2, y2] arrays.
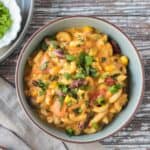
[[24, 26, 129, 135]]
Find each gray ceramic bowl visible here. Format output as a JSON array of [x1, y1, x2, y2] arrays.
[[16, 16, 145, 143]]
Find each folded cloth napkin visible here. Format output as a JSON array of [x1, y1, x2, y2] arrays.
[[0, 77, 106, 150]]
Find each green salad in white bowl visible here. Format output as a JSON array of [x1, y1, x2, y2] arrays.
[[0, 0, 22, 48]]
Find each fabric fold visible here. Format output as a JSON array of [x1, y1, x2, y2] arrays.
[[0, 77, 104, 150]]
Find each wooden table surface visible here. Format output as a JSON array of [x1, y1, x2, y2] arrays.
[[0, 0, 150, 149]]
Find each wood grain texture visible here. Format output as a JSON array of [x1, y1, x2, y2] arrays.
[[0, 0, 150, 149]]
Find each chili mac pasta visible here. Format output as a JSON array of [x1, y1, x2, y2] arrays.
[[24, 26, 128, 136]]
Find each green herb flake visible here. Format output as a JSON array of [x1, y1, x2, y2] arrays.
[[77, 52, 99, 78], [73, 107, 82, 114], [85, 55, 93, 66], [65, 128, 74, 136], [69, 89, 78, 99], [96, 97, 105, 106], [66, 54, 76, 62], [64, 73, 72, 80], [32, 80, 49, 91], [67, 101, 72, 107], [39, 90, 46, 96], [0, 2, 13, 38], [89, 67, 99, 78], [40, 61, 49, 70], [50, 76, 58, 81], [91, 122, 99, 130], [58, 83, 69, 94], [109, 84, 122, 94], [50, 40, 58, 48], [78, 52, 87, 67], [59, 96, 65, 105], [74, 72, 85, 79]]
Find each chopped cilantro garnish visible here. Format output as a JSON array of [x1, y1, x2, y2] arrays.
[[32, 80, 49, 91], [73, 107, 82, 114], [92, 122, 99, 130], [96, 97, 105, 106], [76, 52, 99, 78], [74, 72, 85, 79], [64, 73, 72, 80], [40, 61, 49, 70], [89, 67, 99, 78], [78, 52, 87, 67], [49, 40, 58, 48], [65, 128, 74, 136], [59, 96, 65, 105], [58, 83, 69, 94], [85, 55, 93, 66], [109, 84, 122, 94], [50, 76, 58, 81], [69, 88, 78, 99], [39, 90, 46, 96], [66, 54, 76, 62]]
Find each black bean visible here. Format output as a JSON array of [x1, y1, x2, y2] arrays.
[[110, 39, 121, 54]]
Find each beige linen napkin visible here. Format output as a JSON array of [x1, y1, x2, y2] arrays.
[[0, 77, 105, 150]]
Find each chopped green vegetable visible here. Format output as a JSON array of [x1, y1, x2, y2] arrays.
[[39, 90, 46, 96], [50, 40, 58, 48], [58, 83, 69, 94], [59, 96, 65, 105], [40, 61, 49, 70], [65, 128, 74, 136], [89, 67, 99, 78], [67, 101, 72, 106], [85, 55, 93, 66], [0, 2, 13, 38], [69, 88, 78, 99], [32, 80, 49, 91], [78, 52, 87, 67], [64, 73, 72, 80], [85, 66, 90, 75], [109, 84, 122, 94], [74, 71, 85, 79], [101, 73, 109, 79], [61, 86, 68, 94], [66, 54, 76, 62], [78, 52, 93, 67], [91, 122, 99, 130], [96, 97, 105, 106], [50, 76, 58, 81], [73, 107, 82, 114], [77, 52, 99, 78]]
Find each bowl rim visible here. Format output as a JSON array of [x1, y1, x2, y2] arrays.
[[15, 16, 145, 143]]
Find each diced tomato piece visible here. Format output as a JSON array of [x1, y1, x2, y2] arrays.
[[105, 77, 116, 86], [89, 88, 107, 105]]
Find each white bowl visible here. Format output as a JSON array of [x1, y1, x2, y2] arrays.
[[0, 0, 22, 48]]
